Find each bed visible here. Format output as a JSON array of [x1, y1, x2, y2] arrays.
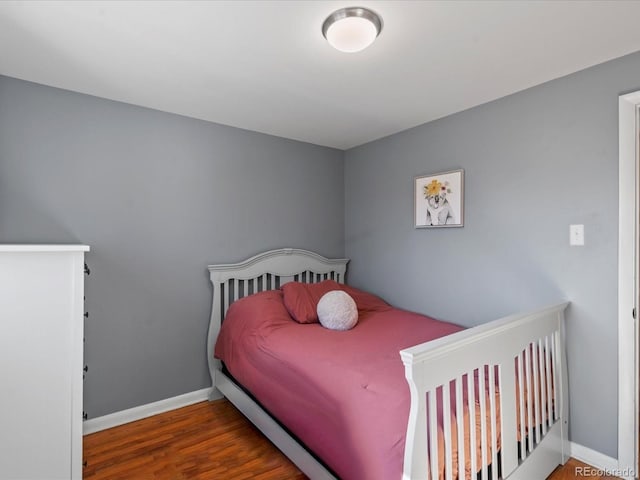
[[206, 248, 569, 480]]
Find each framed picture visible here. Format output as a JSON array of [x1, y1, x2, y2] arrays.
[[414, 169, 464, 228]]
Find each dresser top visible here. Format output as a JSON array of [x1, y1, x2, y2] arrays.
[[0, 245, 90, 252]]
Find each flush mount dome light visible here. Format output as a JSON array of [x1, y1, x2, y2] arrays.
[[322, 7, 382, 53]]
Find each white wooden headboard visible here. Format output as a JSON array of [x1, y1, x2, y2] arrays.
[[206, 248, 349, 396]]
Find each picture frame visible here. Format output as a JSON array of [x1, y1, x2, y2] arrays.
[[414, 169, 464, 228]]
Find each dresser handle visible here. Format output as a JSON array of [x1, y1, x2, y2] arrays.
[[83, 411, 88, 421], [84, 263, 91, 275], [84, 312, 89, 319]]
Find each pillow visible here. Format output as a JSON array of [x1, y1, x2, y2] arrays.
[[317, 290, 358, 331], [339, 284, 391, 312], [281, 280, 342, 323]]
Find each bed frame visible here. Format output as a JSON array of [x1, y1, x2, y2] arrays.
[[207, 248, 569, 480]]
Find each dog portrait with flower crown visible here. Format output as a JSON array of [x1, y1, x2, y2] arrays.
[[414, 169, 464, 228]]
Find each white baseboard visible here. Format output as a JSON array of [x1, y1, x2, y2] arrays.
[[83, 399, 624, 476], [569, 441, 619, 472], [83, 387, 212, 435]]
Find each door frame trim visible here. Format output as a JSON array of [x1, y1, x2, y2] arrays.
[[618, 90, 640, 478]]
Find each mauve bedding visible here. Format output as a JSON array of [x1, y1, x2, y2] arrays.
[[214, 289, 504, 479]]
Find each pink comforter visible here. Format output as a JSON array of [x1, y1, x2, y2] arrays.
[[215, 289, 464, 480]]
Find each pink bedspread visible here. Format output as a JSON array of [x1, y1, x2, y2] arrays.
[[214, 289, 464, 480]]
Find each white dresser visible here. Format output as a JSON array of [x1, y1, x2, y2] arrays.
[[0, 245, 89, 480]]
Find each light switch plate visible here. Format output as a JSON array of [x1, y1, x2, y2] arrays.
[[570, 224, 584, 246]]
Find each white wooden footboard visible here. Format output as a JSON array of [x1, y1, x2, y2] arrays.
[[400, 303, 569, 480]]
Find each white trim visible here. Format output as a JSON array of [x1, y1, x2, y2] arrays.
[[619, 90, 640, 480], [81, 389, 618, 475], [82, 388, 211, 435], [0, 244, 90, 252], [570, 442, 619, 473]]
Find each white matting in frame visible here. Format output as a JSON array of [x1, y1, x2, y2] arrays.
[[414, 169, 464, 228]]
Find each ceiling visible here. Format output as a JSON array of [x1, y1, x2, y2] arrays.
[[1, 1, 640, 150]]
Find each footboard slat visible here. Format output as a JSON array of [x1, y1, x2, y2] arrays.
[[455, 376, 465, 480], [545, 336, 553, 430], [541, 336, 550, 434], [540, 338, 548, 436], [488, 366, 498, 480], [532, 341, 541, 445], [429, 390, 439, 480], [517, 351, 526, 462], [400, 303, 568, 480], [467, 370, 478, 479], [551, 333, 559, 423], [478, 368, 488, 480], [524, 345, 533, 454], [500, 361, 518, 477], [442, 383, 453, 480]]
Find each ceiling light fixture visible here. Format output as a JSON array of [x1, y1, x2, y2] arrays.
[[322, 7, 382, 53]]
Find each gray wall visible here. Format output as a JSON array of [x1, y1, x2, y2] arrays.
[[0, 75, 344, 418], [345, 51, 640, 458], [3, 47, 638, 459]]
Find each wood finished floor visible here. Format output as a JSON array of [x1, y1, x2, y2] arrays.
[[83, 400, 305, 480], [548, 458, 620, 480], [84, 399, 615, 480]]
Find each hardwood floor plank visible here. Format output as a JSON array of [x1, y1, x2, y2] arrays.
[[84, 400, 307, 480], [84, 399, 611, 480]]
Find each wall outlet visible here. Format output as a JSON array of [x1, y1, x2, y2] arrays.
[[570, 224, 584, 246]]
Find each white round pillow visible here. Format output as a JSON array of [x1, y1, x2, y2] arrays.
[[317, 290, 358, 331]]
